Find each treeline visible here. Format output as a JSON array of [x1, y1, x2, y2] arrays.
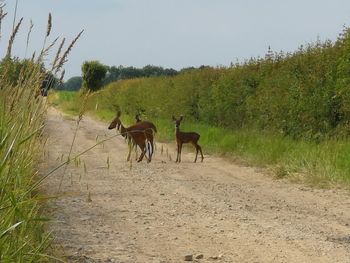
[[86, 27, 350, 140], [103, 64, 178, 84], [58, 64, 182, 91]]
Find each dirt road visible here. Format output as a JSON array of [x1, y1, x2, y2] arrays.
[[42, 108, 350, 263]]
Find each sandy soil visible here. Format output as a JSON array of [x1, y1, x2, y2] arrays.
[[41, 107, 350, 263]]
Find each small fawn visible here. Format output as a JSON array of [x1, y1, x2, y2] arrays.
[[172, 115, 203, 163], [108, 112, 157, 163]]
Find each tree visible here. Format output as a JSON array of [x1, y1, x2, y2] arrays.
[[81, 60, 107, 91], [60, 76, 82, 91]]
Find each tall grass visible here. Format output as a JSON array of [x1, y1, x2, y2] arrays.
[[0, 5, 83, 262], [0, 60, 52, 262]]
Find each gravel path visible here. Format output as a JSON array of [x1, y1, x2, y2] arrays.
[[42, 108, 350, 263]]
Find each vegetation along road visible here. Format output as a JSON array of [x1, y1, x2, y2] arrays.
[[42, 107, 350, 263]]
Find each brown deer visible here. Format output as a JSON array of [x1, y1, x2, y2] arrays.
[[172, 115, 203, 163], [108, 112, 157, 163]]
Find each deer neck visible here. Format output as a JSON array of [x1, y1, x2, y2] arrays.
[[175, 126, 181, 137], [120, 123, 127, 137]]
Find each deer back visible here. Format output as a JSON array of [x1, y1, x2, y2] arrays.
[[177, 131, 200, 143]]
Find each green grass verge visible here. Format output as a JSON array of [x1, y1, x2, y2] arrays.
[[49, 90, 350, 188], [0, 61, 54, 262]]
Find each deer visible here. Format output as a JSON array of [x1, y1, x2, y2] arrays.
[[172, 115, 204, 163], [108, 112, 157, 163]]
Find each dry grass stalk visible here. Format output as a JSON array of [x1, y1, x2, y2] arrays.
[[30, 51, 36, 62], [38, 36, 59, 62], [6, 17, 23, 58], [25, 19, 34, 57], [11, 0, 18, 31], [55, 29, 84, 73], [0, 8, 8, 41], [51, 37, 65, 71], [59, 69, 65, 83]]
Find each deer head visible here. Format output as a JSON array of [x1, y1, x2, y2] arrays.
[[172, 115, 183, 128], [108, 111, 121, 130]]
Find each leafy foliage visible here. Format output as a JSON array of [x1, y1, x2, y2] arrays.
[[102, 64, 178, 85], [86, 27, 350, 141], [58, 76, 82, 91], [81, 60, 107, 91]]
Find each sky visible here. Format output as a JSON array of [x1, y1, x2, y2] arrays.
[[2, 0, 350, 80]]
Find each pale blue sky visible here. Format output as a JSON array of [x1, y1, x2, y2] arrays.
[[2, 0, 350, 79]]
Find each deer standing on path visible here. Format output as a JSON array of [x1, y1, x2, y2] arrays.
[[172, 115, 204, 163], [108, 112, 157, 163]]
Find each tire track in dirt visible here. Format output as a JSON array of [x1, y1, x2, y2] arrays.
[[42, 107, 350, 263]]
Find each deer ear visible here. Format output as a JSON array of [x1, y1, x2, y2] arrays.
[[172, 115, 176, 121], [179, 115, 183, 121]]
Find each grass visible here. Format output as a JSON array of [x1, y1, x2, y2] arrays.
[[0, 61, 53, 262], [50, 90, 350, 189], [0, 4, 83, 261]]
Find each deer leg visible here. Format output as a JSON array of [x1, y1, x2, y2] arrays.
[[137, 142, 146, 162], [135, 143, 138, 161], [147, 140, 153, 163], [145, 140, 151, 163], [148, 136, 154, 162], [175, 143, 179, 162], [179, 143, 183, 163], [194, 144, 199, 163], [126, 136, 133, 162], [198, 144, 204, 162], [126, 144, 132, 162], [191, 142, 200, 163]]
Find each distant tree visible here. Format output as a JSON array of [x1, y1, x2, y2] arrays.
[[180, 66, 196, 73], [60, 76, 82, 91], [81, 60, 107, 91], [163, 68, 178, 76], [103, 66, 121, 85], [101, 64, 179, 85]]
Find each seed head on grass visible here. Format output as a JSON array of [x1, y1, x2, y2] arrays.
[[37, 36, 59, 62], [46, 12, 52, 37], [51, 37, 65, 71], [6, 17, 23, 58], [55, 29, 84, 74]]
